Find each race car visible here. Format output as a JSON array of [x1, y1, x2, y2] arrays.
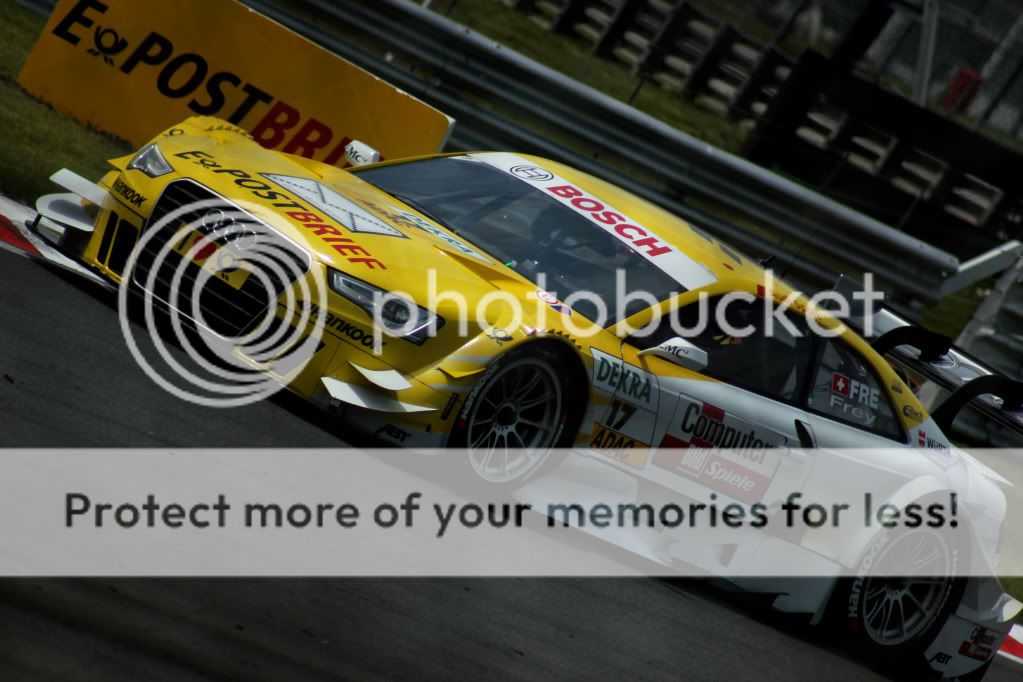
[[19, 115, 1023, 679]]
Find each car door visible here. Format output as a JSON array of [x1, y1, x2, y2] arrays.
[[612, 293, 819, 507], [800, 336, 910, 450]]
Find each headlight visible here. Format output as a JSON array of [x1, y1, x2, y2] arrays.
[[328, 269, 443, 345], [127, 143, 173, 177]]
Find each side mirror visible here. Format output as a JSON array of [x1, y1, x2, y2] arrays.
[[344, 140, 381, 167], [637, 337, 708, 372]]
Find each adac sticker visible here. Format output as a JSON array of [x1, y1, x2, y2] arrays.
[[590, 423, 648, 470], [591, 397, 657, 468]]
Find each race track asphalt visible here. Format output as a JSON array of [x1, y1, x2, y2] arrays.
[[0, 244, 1019, 681]]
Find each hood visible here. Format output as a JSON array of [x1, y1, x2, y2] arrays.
[[155, 134, 518, 314]]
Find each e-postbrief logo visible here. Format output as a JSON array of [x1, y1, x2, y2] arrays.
[[49, 0, 361, 164]]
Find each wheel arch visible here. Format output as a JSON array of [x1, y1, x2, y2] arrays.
[[508, 336, 590, 447], [834, 476, 963, 571]]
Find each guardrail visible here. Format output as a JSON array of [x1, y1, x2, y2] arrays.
[[17, 0, 1023, 303], [250, 0, 1020, 304]]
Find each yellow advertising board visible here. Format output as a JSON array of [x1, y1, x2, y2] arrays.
[[18, 0, 454, 164]]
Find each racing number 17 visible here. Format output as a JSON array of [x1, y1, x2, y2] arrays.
[[605, 400, 636, 430]]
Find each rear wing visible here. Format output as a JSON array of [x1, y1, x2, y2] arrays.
[[829, 277, 1023, 443]]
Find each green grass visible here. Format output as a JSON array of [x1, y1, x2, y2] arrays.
[[922, 281, 991, 339], [444, 0, 745, 151], [0, 0, 130, 204], [1004, 577, 1023, 611]]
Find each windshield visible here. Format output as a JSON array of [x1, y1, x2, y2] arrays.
[[354, 156, 685, 324]]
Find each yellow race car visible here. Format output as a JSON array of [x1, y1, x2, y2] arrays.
[[22, 116, 970, 479], [19, 116, 1023, 676]]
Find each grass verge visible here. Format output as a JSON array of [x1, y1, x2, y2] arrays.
[[0, 0, 130, 204], [443, 0, 745, 152]]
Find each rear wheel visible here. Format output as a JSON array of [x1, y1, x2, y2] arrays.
[[833, 518, 964, 677], [849, 529, 959, 646]]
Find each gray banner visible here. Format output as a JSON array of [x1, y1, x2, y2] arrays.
[[0, 448, 1018, 577]]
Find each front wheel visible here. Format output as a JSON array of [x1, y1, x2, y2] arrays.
[[448, 345, 575, 487]]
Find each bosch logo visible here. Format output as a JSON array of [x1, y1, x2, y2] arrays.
[[510, 165, 553, 182]]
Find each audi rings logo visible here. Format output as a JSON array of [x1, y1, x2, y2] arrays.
[[509, 164, 554, 182], [117, 195, 327, 408], [198, 208, 256, 270], [200, 208, 232, 231]]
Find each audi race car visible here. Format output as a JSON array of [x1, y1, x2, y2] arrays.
[[17, 116, 1023, 679]]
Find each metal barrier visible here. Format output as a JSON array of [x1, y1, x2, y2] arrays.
[[17, 0, 1023, 303], [253, 0, 1021, 304]]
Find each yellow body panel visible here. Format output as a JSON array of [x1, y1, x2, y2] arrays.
[[73, 116, 928, 446]]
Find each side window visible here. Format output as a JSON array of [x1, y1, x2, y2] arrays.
[[807, 339, 904, 440], [628, 295, 814, 403]]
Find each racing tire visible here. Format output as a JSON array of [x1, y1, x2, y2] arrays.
[[447, 343, 584, 489], [831, 508, 966, 677]]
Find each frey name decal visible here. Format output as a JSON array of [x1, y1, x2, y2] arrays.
[[830, 372, 880, 425]]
